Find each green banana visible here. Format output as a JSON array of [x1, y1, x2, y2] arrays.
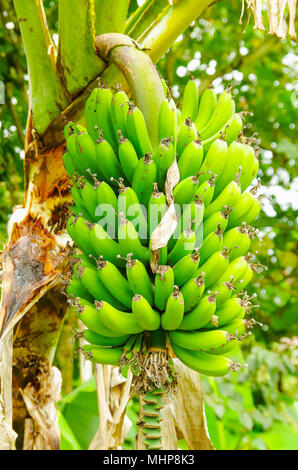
[[180, 79, 199, 123], [225, 113, 243, 144], [170, 328, 231, 352], [195, 87, 217, 131], [167, 228, 197, 266], [110, 89, 130, 139], [97, 259, 133, 309], [177, 118, 198, 157], [89, 223, 122, 266], [199, 224, 223, 265], [126, 256, 154, 306], [217, 256, 250, 287], [161, 286, 184, 330], [95, 301, 144, 334], [132, 153, 157, 207], [178, 292, 217, 330], [196, 249, 229, 288], [216, 296, 246, 326], [200, 88, 235, 140], [118, 133, 139, 183], [76, 128, 102, 177], [227, 190, 257, 229], [132, 294, 160, 331], [95, 132, 124, 182], [195, 176, 215, 207], [84, 329, 131, 347], [181, 274, 205, 312], [212, 279, 235, 306], [238, 144, 259, 191], [198, 137, 228, 186], [173, 250, 200, 287], [202, 207, 230, 239], [80, 265, 128, 310], [118, 215, 149, 265], [70, 186, 93, 222], [85, 89, 100, 141], [82, 344, 124, 365], [65, 128, 89, 176], [158, 98, 177, 142], [79, 180, 98, 221], [126, 105, 153, 156], [173, 174, 200, 209], [213, 140, 244, 198], [67, 217, 96, 256], [223, 225, 252, 261], [204, 180, 241, 219], [222, 318, 248, 337], [117, 183, 147, 242], [244, 196, 262, 225], [154, 265, 174, 311], [148, 185, 167, 237], [66, 277, 94, 303], [63, 151, 77, 182], [75, 301, 127, 337], [155, 137, 175, 189], [171, 343, 234, 377], [178, 139, 203, 180], [95, 86, 117, 149]]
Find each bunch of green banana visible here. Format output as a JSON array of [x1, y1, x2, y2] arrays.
[[64, 80, 263, 381]]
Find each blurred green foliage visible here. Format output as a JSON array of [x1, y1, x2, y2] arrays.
[[0, 0, 297, 450]]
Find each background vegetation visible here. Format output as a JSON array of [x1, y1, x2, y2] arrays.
[[0, 0, 297, 450]]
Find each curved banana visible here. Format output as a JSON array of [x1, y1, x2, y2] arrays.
[[180, 79, 199, 123], [132, 153, 157, 207], [95, 300, 144, 334], [97, 259, 133, 309], [195, 87, 217, 131], [178, 292, 217, 330], [158, 97, 177, 142], [161, 286, 184, 330], [118, 134, 139, 183], [132, 294, 160, 330], [126, 256, 154, 306], [177, 118, 198, 157], [181, 274, 205, 312], [126, 105, 153, 157], [154, 265, 174, 311], [84, 329, 131, 347], [170, 343, 234, 377], [82, 344, 124, 365], [173, 250, 200, 287], [178, 139, 203, 180]]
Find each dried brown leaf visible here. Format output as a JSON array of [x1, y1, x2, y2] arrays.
[[170, 359, 214, 450], [20, 366, 62, 450]]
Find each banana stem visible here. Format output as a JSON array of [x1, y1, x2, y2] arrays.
[[138, 387, 165, 450], [57, 0, 104, 96], [149, 329, 167, 349], [95, 33, 164, 151], [94, 0, 130, 34], [13, 0, 70, 134]]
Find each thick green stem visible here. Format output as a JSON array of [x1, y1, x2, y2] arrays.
[[94, 0, 130, 34], [125, 0, 152, 34], [139, 0, 217, 63], [57, 0, 104, 96], [139, 388, 165, 450], [13, 0, 70, 134], [95, 33, 164, 150], [126, 0, 169, 40]]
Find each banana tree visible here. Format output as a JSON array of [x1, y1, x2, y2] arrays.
[[0, 0, 295, 451], [0, 0, 218, 450]]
